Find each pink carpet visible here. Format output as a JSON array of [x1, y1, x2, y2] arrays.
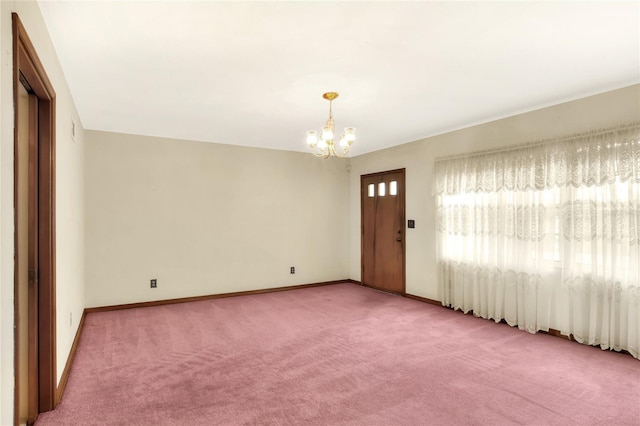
[[36, 283, 639, 425]]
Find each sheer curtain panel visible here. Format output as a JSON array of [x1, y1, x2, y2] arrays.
[[435, 123, 640, 359]]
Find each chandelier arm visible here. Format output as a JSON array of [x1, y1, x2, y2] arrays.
[[311, 143, 331, 158], [332, 145, 348, 159]]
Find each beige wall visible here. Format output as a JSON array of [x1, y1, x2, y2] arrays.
[[85, 85, 640, 312], [349, 84, 640, 301], [85, 131, 349, 307], [0, 2, 85, 424]]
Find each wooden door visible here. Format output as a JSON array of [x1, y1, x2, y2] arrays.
[[361, 169, 405, 294], [16, 80, 40, 425]]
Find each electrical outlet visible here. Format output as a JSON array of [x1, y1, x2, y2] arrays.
[[150, 279, 157, 288], [290, 266, 295, 274]]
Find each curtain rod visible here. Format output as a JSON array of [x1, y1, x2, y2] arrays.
[[434, 121, 640, 163]]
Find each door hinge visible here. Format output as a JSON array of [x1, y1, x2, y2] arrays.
[[28, 269, 39, 284]]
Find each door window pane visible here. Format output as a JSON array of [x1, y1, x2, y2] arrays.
[[390, 181, 397, 196], [378, 182, 386, 197], [368, 183, 375, 197]]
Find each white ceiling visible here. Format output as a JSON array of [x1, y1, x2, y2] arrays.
[[38, 1, 639, 156]]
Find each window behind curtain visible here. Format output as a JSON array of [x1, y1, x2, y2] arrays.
[[434, 123, 640, 358]]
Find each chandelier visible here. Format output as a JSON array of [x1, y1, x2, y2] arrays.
[[305, 92, 356, 158]]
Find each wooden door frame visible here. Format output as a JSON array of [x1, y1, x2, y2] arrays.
[[360, 168, 406, 295], [13, 13, 57, 424]]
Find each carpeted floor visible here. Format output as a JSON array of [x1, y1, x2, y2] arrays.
[[36, 283, 639, 425]]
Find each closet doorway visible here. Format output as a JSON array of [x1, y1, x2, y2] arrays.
[[13, 13, 57, 425]]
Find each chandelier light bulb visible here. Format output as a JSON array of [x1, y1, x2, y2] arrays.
[[306, 130, 318, 146], [317, 139, 328, 150], [344, 127, 356, 143], [339, 135, 349, 148], [322, 125, 334, 141]]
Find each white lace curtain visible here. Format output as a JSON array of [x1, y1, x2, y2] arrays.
[[435, 123, 640, 359]]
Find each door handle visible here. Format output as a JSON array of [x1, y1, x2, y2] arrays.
[[396, 231, 402, 242]]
